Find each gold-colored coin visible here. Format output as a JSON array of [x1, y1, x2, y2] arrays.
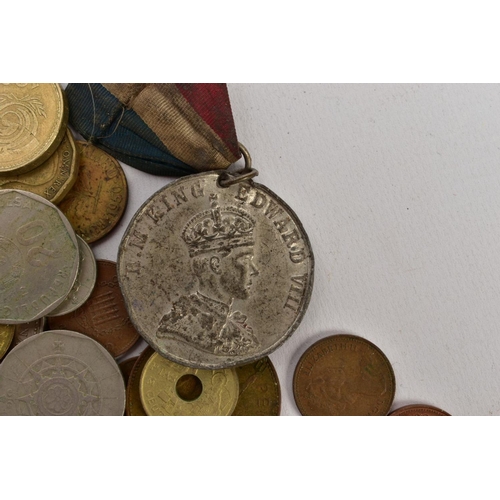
[[0, 84, 68, 174], [232, 357, 281, 416], [0, 324, 15, 360], [58, 142, 128, 243], [0, 128, 79, 204], [126, 346, 154, 416], [140, 352, 239, 416]]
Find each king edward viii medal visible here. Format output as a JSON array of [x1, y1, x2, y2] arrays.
[[118, 152, 314, 370]]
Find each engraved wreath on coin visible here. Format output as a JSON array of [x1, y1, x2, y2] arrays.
[[0, 88, 46, 151]]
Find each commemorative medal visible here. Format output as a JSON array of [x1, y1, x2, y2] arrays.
[[118, 146, 314, 370]]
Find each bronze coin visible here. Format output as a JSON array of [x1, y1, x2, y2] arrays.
[[232, 357, 281, 416], [293, 334, 396, 416], [119, 356, 138, 386], [58, 141, 128, 243], [47, 260, 140, 357], [0, 325, 15, 360], [126, 346, 155, 416], [389, 404, 450, 416]]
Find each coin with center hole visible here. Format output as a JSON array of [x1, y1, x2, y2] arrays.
[[140, 352, 239, 416]]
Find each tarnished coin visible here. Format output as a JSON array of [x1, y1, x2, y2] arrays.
[[0, 84, 68, 174], [47, 236, 97, 317], [0, 128, 79, 204], [118, 172, 314, 369], [232, 357, 281, 416], [47, 260, 140, 357], [11, 317, 45, 348], [0, 330, 125, 415], [127, 346, 154, 416], [293, 335, 396, 416], [389, 404, 450, 416], [58, 141, 128, 243], [0, 324, 14, 359], [0, 189, 79, 323], [119, 356, 138, 386], [140, 352, 239, 416]]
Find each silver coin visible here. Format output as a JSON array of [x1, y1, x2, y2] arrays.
[[0, 189, 79, 323], [118, 172, 314, 369], [47, 236, 97, 317], [0, 330, 126, 415], [11, 317, 46, 348]]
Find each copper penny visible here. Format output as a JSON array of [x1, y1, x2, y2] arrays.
[[293, 334, 396, 416], [119, 356, 138, 386], [232, 357, 281, 416], [389, 404, 450, 416], [126, 346, 154, 416], [58, 141, 128, 243], [47, 260, 140, 357]]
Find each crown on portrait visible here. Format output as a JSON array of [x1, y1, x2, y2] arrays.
[[182, 194, 255, 257]]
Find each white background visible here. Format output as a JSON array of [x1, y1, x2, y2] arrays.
[[90, 83, 500, 416]]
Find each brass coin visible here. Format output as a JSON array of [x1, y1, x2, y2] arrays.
[[58, 142, 128, 243], [140, 352, 239, 416], [126, 346, 154, 416], [232, 357, 281, 416], [0, 324, 14, 360], [0, 128, 79, 204], [389, 404, 450, 416], [0, 84, 68, 174], [119, 356, 138, 387], [293, 335, 396, 416], [47, 260, 140, 357], [10, 317, 46, 349]]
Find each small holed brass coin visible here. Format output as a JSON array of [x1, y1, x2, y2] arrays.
[[126, 346, 154, 416], [389, 404, 450, 416], [0, 324, 15, 359], [232, 357, 281, 416], [140, 352, 239, 416], [11, 317, 46, 349], [47, 236, 97, 317], [0, 128, 79, 204], [293, 335, 396, 416], [118, 172, 314, 370], [0, 330, 126, 416], [0, 190, 79, 324], [59, 142, 128, 243], [0, 84, 68, 174], [47, 260, 140, 357]]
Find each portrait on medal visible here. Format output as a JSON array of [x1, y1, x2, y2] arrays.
[[157, 194, 260, 356]]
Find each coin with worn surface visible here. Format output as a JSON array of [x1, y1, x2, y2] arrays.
[[47, 236, 97, 317], [0, 324, 14, 359], [11, 317, 46, 349], [118, 172, 314, 369], [0, 190, 79, 323], [0, 128, 79, 204], [0, 84, 68, 174], [58, 141, 128, 243], [389, 404, 450, 416], [126, 346, 154, 416], [0, 330, 126, 415], [47, 260, 140, 357], [232, 357, 281, 416], [140, 352, 239, 416], [119, 356, 138, 387], [293, 335, 396, 416]]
